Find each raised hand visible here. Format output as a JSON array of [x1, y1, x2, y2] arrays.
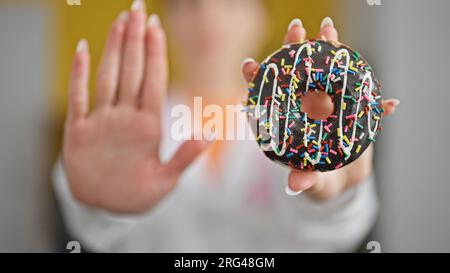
[[63, 0, 210, 214], [241, 17, 399, 201]]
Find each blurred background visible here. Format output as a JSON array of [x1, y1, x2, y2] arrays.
[[0, 0, 449, 252]]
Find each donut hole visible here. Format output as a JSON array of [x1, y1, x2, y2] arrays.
[[300, 91, 335, 120]]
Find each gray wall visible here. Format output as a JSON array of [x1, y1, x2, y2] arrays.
[[342, 0, 450, 252], [0, 3, 56, 252]]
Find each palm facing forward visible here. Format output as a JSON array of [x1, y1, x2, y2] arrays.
[[63, 2, 209, 214]]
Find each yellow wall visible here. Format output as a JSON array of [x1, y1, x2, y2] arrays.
[[50, 0, 338, 119], [52, 0, 150, 119], [1, 0, 339, 122]]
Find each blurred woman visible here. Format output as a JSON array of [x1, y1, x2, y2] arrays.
[[54, 0, 398, 252]]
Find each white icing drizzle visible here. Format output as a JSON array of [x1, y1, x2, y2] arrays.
[[255, 63, 280, 154], [331, 49, 351, 159], [365, 74, 379, 139], [256, 43, 312, 156], [341, 71, 372, 159], [303, 48, 350, 164]]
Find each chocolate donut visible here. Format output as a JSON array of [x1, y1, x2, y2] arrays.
[[245, 39, 383, 172]]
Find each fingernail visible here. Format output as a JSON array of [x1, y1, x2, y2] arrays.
[[392, 99, 400, 106], [288, 18, 303, 30], [117, 11, 129, 22], [147, 14, 160, 27], [131, 0, 145, 11], [320, 16, 334, 28], [285, 185, 303, 196], [241, 58, 255, 70], [76, 39, 88, 53]]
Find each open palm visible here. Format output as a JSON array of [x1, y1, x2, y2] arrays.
[[63, 1, 209, 214]]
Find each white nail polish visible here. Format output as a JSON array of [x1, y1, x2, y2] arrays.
[[393, 99, 401, 106], [117, 11, 129, 22], [288, 18, 303, 30], [285, 185, 303, 196], [76, 39, 88, 53], [147, 14, 160, 27], [241, 58, 255, 70], [320, 16, 334, 28], [131, 0, 145, 11]]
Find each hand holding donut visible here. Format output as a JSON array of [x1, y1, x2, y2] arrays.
[[241, 17, 400, 201], [63, 0, 211, 214]]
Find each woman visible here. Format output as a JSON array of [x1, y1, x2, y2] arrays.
[[54, 0, 399, 252]]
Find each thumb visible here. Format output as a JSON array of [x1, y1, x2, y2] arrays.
[[165, 139, 213, 178], [285, 170, 319, 196]]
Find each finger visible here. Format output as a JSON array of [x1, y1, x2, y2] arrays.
[[141, 14, 168, 114], [95, 12, 128, 108], [166, 139, 213, 177], [284, 18, 306, 44], [286, 170, 318, 196], [68, 39, 90, 122], [303, 172, 344, 201], [382, 99, 400, 117], [317, 17, 338, 41], [241, 58, 259, 83], [118, 0, 147, 105]]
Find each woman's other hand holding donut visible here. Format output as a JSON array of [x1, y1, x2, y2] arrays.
[[242, 17, 400, 201]]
